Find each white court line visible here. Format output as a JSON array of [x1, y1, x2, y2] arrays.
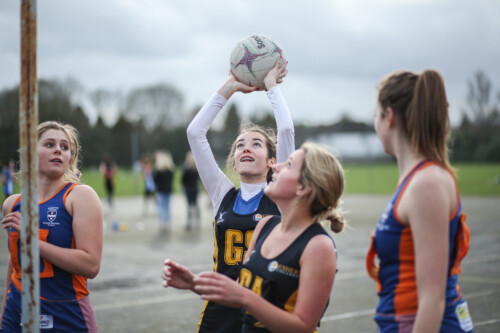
[[93, 275, 500, 312], [464, 289, 500, 299], [336, 270, 368, 280], [474, 318, 500, 327], [94, 287, 500, 312], [463, 253, 500, 265], [460, 275, 500, 285], [320, 289, 500, 323], [94, 293, 198, 311], [323, 311, 499, 329], [322, 309, 374, 321]]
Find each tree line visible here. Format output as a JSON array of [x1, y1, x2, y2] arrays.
[[0, 70, 498, 170]]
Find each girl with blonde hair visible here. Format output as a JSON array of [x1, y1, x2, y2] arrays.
[[153, 150, 175, 232], [1, 121, 103, 332], [189, 142, 345, 333]]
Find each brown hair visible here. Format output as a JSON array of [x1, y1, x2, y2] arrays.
[[38, 121, 81, 184], [378, 70, 453, 172], [299, 142, 345, 233], [226, 122, 277, 182]]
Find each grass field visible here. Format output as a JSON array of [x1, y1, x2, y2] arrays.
[[78, 163, 500, 197], [343, 163, 500, 196]]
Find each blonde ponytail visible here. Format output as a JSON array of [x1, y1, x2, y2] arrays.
[[299, 142, 346, 233]]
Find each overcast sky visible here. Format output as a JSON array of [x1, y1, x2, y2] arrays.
[[1, 0, 499, 126]]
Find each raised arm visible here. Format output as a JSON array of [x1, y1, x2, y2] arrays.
[[268, 87, 294, 163], [263, 58, 294, 163], [186, 93, 234, 215], [187, 74, 259, 215]]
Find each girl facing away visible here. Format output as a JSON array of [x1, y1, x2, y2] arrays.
[[162, 57, 295, 333], [1, 121, 103, 332], [366, 70, 473, 332]]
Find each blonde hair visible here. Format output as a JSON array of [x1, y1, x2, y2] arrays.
[[155, 150, 175, 171], [184, 151, 197, 170], [299, 142, 345, 233], [378, 70, 453, 173], [37, 121, 81, 184], [226, 122, 277, 182]]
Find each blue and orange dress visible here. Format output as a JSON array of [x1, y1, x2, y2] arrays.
[[2, 182, 97, 332], [366, 160, 473, 332]]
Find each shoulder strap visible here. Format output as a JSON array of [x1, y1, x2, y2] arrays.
[[393, 160, 435, 222], [291, 223, 330, 261], [256, 216, 280, 243], [10, 195, 22, 213], [253, 216, 280, 253]]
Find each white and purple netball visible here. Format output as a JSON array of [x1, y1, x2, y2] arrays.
[[230, 35, 286, 90]]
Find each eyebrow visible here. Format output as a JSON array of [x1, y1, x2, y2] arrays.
[[41, 138, 69, 144], [236, 138, 264, 144]]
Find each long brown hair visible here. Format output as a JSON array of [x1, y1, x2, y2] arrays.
[[378, 70, 453, 172]]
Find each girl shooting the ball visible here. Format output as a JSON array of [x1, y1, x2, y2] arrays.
[[162, 57, 294, 333]]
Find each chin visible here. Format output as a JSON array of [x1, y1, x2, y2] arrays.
[[263, 185, 273, 197], [266, 192, 276, 202]]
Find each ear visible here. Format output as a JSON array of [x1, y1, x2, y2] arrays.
[[385, 107, 396, 128], [296, 183, 312, 197], [267, 157, 276, 169]]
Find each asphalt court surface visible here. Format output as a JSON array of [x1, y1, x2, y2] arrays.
[[1, 193, 499, 332]]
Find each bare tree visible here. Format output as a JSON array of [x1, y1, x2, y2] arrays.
[[88, 88, 121, 125], [453, 70, 500, 162], [463, 70, 499, 126], [122, 83, 185, 129]]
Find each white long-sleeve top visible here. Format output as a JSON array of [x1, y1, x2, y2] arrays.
[[186, 86, 295, 216]]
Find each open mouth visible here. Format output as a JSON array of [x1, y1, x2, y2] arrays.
[[50, 158, 63, 164], [240, 156, 254, 162]]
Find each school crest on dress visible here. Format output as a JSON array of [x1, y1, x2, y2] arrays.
[[47, 207, 59, 222]]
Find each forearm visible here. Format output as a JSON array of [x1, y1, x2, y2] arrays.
[[39, 241, 100, 278], [1, 259, 13, 317], [186, 93, 233, 214], [268, 86, 295, 163], [412, 296, 445, 333]]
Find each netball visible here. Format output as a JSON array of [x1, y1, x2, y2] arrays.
[[230, 35, 286, 90]]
